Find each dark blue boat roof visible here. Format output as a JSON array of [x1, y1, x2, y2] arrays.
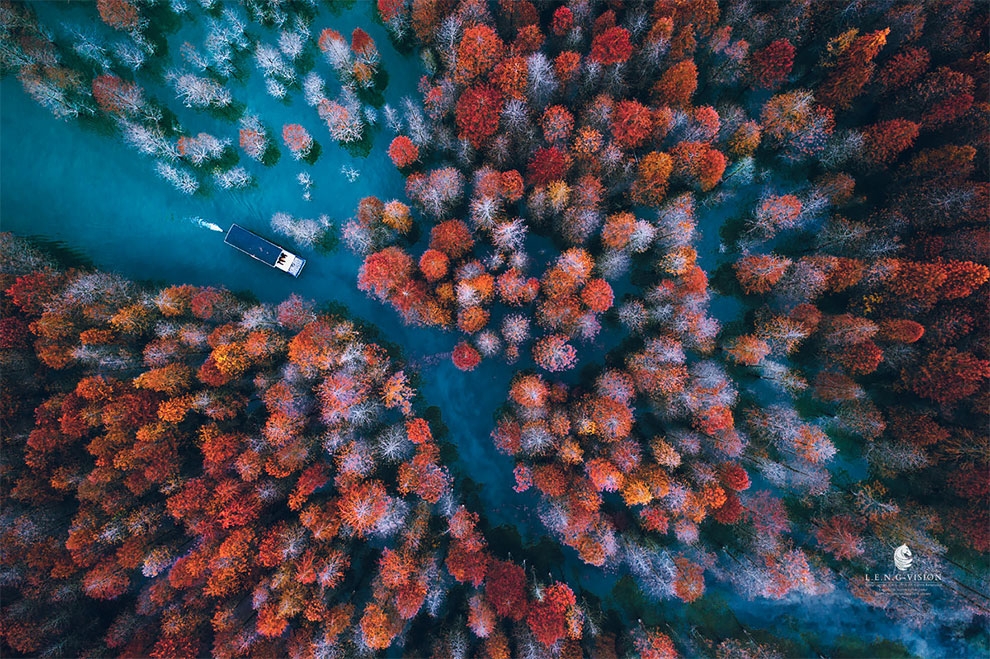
[[225, 224, 282, 266]]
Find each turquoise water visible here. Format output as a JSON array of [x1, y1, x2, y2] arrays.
[[0, 3, 976, 656]]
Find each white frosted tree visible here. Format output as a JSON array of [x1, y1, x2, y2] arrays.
[[156, 161, 199, 194], [178, 132, 229, 165], [501, 314, 530, 345], [278, 30, 305, 61], [69, 27, 112, 71], [120, 119, 178, 160], [318, 90, 364, 144], [213, 166, 252, 189], [491, 217, 527, 252], [237, 114, 268, 161], [301, 72, 325, 106], [179, 41, 209, 71], [382, 103, 402, 133], [628, 220, 657, 253], [319, 29, 353, 84], [255, 43, 292, 79], [475, 331, 502, 358], [526, 52, 559, 108], [264, 78, 286, 100], [342, 220, 374, 255], [20, 74, 90, 119], [402, 96, 431, 146], [169, 71, 231, 108], [271, 212, 329, 248]]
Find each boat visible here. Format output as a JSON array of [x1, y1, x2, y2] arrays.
[[224, 223, 306, 277]]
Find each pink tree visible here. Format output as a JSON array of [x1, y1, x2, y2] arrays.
[[533, 334, 577, 372], [282, 124, 313, 159]]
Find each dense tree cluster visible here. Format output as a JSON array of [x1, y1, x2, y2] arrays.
[[344, 0, 989, 637], [0, 234, 685, 657], [713, 4, 990, 626]]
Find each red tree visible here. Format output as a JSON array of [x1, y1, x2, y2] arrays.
[[815, 516, 864, 560], [875, 47, 929, 93], [751, 39, 795, 88], [455, 85, 504, 149], [509, 374, 549, 408], [541, 105, 575, 145], [92, 75, 142, 115], [418, 249, 449, 282], [526, 147, 570, 186], [446, 539, 489, 586], [653, 60, 698, 108], [97, 0, 139, 30], [581, 279, 614, 313], [485, 560, 528, 620], [734, 254, 791, 294], [452, 342, 482, 371], [430, 220, 474, 259], [908, 348, 989, 405], [589, 27, 633, 65], [454, 24, 505, 84], [670, 141, 725, 191], [533, 334, 577, 372], [388, 136, 419, 168], [526, 583, 576, 646], [673, 557, 705, 602], [879, 319, 924, 343], [554, 51, 581, 83], [863, 119, 919, 165], [358, 248, 413, 300], [491, 56, 529, 101], [818, 29, 889, 109], [551, 6, 573, 36], [631, 152, 674, 206], [611, 100, 654, 150]]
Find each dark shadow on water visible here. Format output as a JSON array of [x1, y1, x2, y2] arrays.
[[296, 44, 318, 76], [611, 575, 664, 627], [719, 214, 748, 250], [828, 636, 919, 659], [76, 113, 119, 138], [157, 104, 183, 138], [342, 130, 375, 158], [208, 100, 246, 124], [193, 183, 214, 200], [207, 147, 240, 171], [423, 406, 450, 440], [323, 0, 357, 16], [402, 222, 422, 247], [21, 236, 95, 270], [709, 261, 745, 298], [356, 69, 390, 108], [261, 142, 281, 166], [315, 224, 340, 254], [303, 140, 322, 165], [143, 3, 184, 49]]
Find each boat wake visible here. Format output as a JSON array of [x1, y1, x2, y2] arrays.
[[188, 217, 224, 232]]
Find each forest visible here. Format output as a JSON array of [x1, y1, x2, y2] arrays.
[[0, 0, 988, 657]]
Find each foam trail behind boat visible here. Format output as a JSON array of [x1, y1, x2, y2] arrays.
[[188, 217, 224, 232]]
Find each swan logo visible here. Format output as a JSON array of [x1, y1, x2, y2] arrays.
[[893, 544, 913, 571], [864, 545, 941, 585]]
